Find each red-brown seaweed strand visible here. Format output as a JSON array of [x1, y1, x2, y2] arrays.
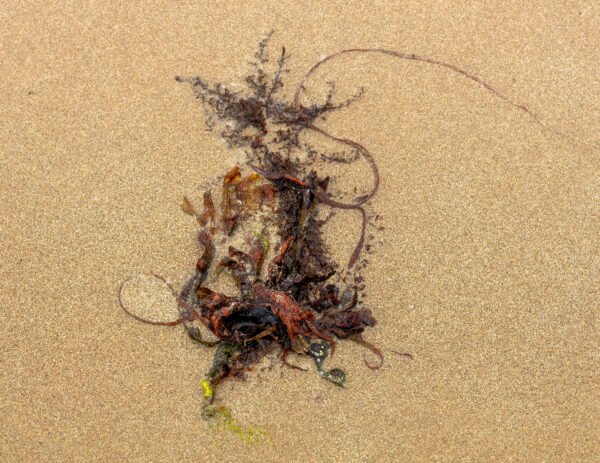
[[293, 48, 600, 268], [350, 335, 385, 370], [118, 273, 196, 326]]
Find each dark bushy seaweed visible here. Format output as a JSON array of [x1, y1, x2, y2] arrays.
[[121, 30, 580, 432]]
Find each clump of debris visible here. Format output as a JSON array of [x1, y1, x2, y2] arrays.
[[120, 33, 384, 430]]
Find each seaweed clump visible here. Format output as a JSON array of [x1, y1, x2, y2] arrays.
[[119, 29, 581, 431], [120, 33, 383, 427]]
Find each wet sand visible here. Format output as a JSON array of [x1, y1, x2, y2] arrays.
[[1, 2, 599, 462]]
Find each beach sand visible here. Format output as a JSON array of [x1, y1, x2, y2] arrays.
[[1, 2, 599, 461]]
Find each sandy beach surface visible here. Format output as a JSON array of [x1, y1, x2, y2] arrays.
[[2, 2, 599, 462]]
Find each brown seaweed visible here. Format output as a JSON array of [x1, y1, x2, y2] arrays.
[[120, 30, 568, 416]]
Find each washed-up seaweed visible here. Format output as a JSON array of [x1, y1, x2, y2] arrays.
[[121, 32, 558, 427], [119, 34, 382, 410]]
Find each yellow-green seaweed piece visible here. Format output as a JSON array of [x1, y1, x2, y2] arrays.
[[203, 405, 269, 444], [200, 379, 213, 400]]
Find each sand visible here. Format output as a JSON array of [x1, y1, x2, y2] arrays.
[[1, 2, 599, 462]]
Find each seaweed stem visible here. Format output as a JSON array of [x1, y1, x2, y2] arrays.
[[118, 273, 196, 326], [350, 335, 384, 370]]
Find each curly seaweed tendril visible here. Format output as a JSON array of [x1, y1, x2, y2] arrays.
[[291, 47, 600, 267], [118, 273, 197, 326]]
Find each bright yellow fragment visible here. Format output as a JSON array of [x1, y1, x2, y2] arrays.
[[200, 379, 213, 399]]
